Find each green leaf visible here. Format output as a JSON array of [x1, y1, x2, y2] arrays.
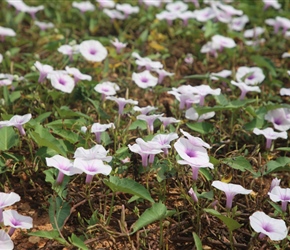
[[9, 91, 21, 103], [69, 234, 89, 250], [250, 55, 276, 77], [28, 230, 67, 245], [129, 120, 147, 130], [265, 157, 290, 174], [193, 232, 203, 250], [184, 74, 209, 79], [199, 168, 213, 181], [0, 127, 19, 150], [186, 122, 214, 134], [276, 147, 290, 152], [204, 209, 242, 231], [221, 156, 255, 173], [34, 112, 52, 123], [103, 176, 154, 203], [214, 94, 229, 106], [48, 197, 71, 230], [132, 202, 167, 233]]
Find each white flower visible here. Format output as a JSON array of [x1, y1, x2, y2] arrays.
[[79, 40, 108, 62], [132, 70, 158, 89], [47, 71, 75, 93], [72, 1, 95, 12]]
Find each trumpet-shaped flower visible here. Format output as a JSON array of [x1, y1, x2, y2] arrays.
[[184, 53, 194, 64], [177, 11, 196, 26], [106, 96, 138, 114], [270, 177, 281, 192], [116, 3, 139, 18], [231, 80, 261, 100], [103, 9, 125, 21], [280, 88, 290, 96], [0, 73, 13, 86], [3, 210, 33, 236], [73, 158, 112, 183], [46, 155, 82, 184], [91, 122, 115, 143], [263, 0, 281, 10], [194, 7, 216, 22], [0, 192, 20, 222], [58, 44, 80, 61], [188, 188, 199, 203], [34, 21, 54, 31], [191, 85, 221, 106], [153, 69, 174, 84], [133, 105, 158, 115], [65, 66, 92, 83], [34, 61, 54, 83], [0, 114, 32, 135], [268, 186, 290, 211], [0, 230, 13, 250], [47, 71, 75, 93], [110, 38, 127, 53], [264, 108, 290, 131], [159, 117, 180, 128], [151, 133, 178, 155], [156, 11, 178, 25], [228, 15, 249, 31], [96, 0, 115, 8], [132, 52, 163, 71], [137, 114, 163, 132], [212, 181, 252, 209], [210, 69, 232, 80], [72, 1, 95, 13], [180, 129, 211, 148], [244, 27, 265, 39], [23, 4, 44, 19], [132, 70, 158, 89], [79, 40, 107, 62], [166, 1, 188, 12], [74, 145, 112, 163], [250, 211, 288, 240], [235, 66, 265, 85], [185, 107, 215, 122], [253, 127, 287, 149], [94, 81, 120, 100], [0, 26, 16, 41]]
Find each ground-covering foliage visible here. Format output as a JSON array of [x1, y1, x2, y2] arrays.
[[0, 0, 290, 249]]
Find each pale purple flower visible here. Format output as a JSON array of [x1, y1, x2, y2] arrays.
[[74, 145, 112, 162], [58, 44, 80, 61], [280, 88, 290, 96], [94, 81, 120, 100], [0, 26, 16, 41], [0, 73, 13, 86], [211, 34, 236, 50], [177, 11, 196, 26], [72, 1, 95, 13], [185, 107, 215, 122], [270, 177, 281, 192], [245, 38, 266, 47], [156, 10, 178, 25], [263, 0, 281, 10], [116, 3, 139, 18], [228, 15, 249, 31], [128, 138, 163, 167], [34, 61, 54, 83], [275, 16, 290, 34], [235, 67, 265, 85], [166, 1, 188, 12], [0, 230, 13, 250], [34, 21, 54, 31], [216, 3, 243, 16], [250, 211, 288, 240], [3, 210, 33, 236], [184, 53, 194, 64], [151, 133, 178, 155], [212, 181, 252, 209], [106, 96, 138, 115], [0, 192, 20, 222], [153, 69, 174, 84], [188, 188, 198, 203], [23, 4, 44, 19], [137, 114, 164, 132], [194, 7, 216, 22], [103, 9, 125, 21], [0, 114, 32, 135], [282, 52, 290, 58], [244, 27, 265, 39], [133, 105, 158, 115], [80, 40, 108, 62], [264, 108, 290, 131], [191, 84, 221, 106], [91, 122, 115, 143], [96, 0, 115, 9], [110, 38, 127, 53], [80, 126, 87, 133], [46, 155, 82, 184], [65, 66, 92, 83], [231, 80, 261, 100], [180, 129, 211, 149], [6, 0, 27, 12], [132, 70, 158, 89], [253, 127, 287, 149], [73, 158, 112, 183], [141, 0, 162, 7], [47, 71, 75, 93], [132, 52, 163, 71], [268, 186, 290, 211], [0, 53, 3, 63], [210, 69, 232, 80], [159, 117, 180, 128]]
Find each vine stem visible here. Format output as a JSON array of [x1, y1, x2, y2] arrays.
[[106, 192, 115, 226]]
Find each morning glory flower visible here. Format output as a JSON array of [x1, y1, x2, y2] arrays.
[[0, 114, 32, 135], [34, 61, 54, 83], [96, 0, 115, 9], [6, 0, 27, 12], [188, 188, 199, 203], [58, 44, 80, 61], [191, 85, 221, 106], [166, 1, 188, 12], [0, 26, 16, 41], [180, 129, 211, 149], [110, 38, 127, 54], [185, 107, 215, 122], [264, 108, 290, 131], [0, 53, 3, 63], [103, 9, 125, 21], [79, 40, 108, 62], [132, 52, 163, 71], [74, 158, 112, 183], [177, 11, 196, 26], [231, 80, 261, 100], [280, 88, 290, 96], [91, 122, 115, 143], [132, 70, 158, 89], [133, 105, 158, 115], [151, 133, 178, 155], [250, 211, 288, 240], [184, 53, 194, 64], [128, 138, 163, 167], [244, 27, 265, 39], [46, 155, 82, 184], [0, 230, 14, 250], [216, 3, 243, 16], [210, 69, 232, 80], [235, 66, 265, 85], [253, 127, 287, 149], [65, 66, 92, 84], [137, 114, 164, 132], [194, 7, 216, 22], [0, 192, 20, 222], [116, 3, 139, 18], [3, 210, 33, 236], [168, 85, 200, 109], [262, 0, 281, 10], [269, 177, 281, 192], [153, 69, 174, 84], [268, 186, 290, 211], [211, 34, 236, 50], [72, 1, 95, 13], [228, 15, 249, 31], [212, 181, 252, 209], [0, 73, 14, 86], [34, 21, 54, 31], [106, 96, 138, 115], [23, 4, 44, 19], [47, 71, 75, 93], [158, 117, 180, 128], [156, 11, 178, 25], [74, 145, 112, 162], [94, 81, 120, 100]]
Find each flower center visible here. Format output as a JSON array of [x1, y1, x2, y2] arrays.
[[247, 74, 255, 80], [274, 118, 282, 125], [141, 77, 148, 83], [89, 48, 97, 55], [263, 223, 274, 233], [59, 78, 66, 85], [185, 149, 196, 158]]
